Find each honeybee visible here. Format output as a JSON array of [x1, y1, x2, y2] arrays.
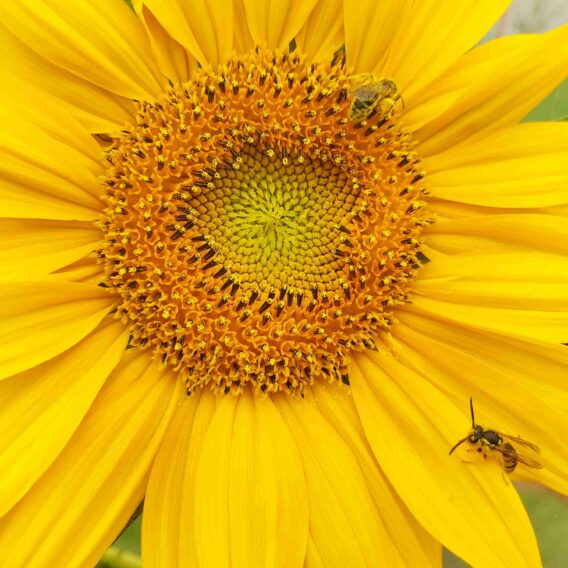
[[449, 398, 542, 474], [347, 74, 402, 123]]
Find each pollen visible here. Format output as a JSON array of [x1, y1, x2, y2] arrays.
[[99, 47, 432, 395]]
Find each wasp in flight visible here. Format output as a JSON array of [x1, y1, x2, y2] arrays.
[[347, 74, 402, 124], [449, 397, 542, 474]]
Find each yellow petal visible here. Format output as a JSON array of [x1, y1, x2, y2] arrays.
[[144, 0, 233, 67], [405, 295, 568, 344], [277, 395, 389, 567], [416, 25, 568, 156], [0, 282, 115, 380], [52, 257, 106, 285], [0, 108, 101, 221], [133, 2, 197, 85], [193, 391, 309, 568], [425, 123, 568, 208], [233, 0, 255, 53], [142, 389, 216, 568], [345, 0, 509, 99], [0, 220, 100, 282], [295, 0, 344, 63], [0, 319, 128, 517], [394, 312, 568, 495], [0, 26, 135, 134], [425, 214, 568, 255], [414, 252, 568, 310], [242, 0, 318, 50], [312, 382, 442, 567], [401, 33, 535, 132], [2, 0, 162, 100], [0, 350, 182, 568], [351, 350, 541, 568]]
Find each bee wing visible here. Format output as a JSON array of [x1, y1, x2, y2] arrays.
[[497, 432, 541, 454], [492, 442, 543, 470], [514, 452, 544, 470]]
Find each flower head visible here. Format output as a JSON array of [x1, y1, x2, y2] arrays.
[[0, 1, 567, 567]]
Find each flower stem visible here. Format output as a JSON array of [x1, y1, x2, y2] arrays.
[[98, 546, 141, 568]]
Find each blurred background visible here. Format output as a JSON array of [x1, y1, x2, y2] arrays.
[[100, 1, 568, 566]]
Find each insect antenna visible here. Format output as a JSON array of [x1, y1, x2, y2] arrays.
[[469, 396, 476, 427], [448, 436, 470, 456]]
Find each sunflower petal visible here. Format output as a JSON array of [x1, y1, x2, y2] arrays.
[[0, 319, 128, 517], [351, 350, 541, 568], [242, 0, 318, 49], [233, 0, 255, 53], [417, 26, 568, 155], [0, 282, 115, 380], [0, 26, 135, 134], [0, 220, 100, 282], [2, 0, 162, 99], [277, 395, 389, 567], [312, 382, 442, 567], [0, 351, 181, 568], [425, 214, 568, 255], [193, 392, 309, 568], [144, 0, 233, 67], [425, 123, 568, 208], [414, 252, 568, 310], [142, 389, 216, 568], [133, 2, 196, 85], [344, 0, 509, 98], [295, 0, 343, 63], [405, 294, 568, 344], [394, 312, 568, 496], [0, 106, 101, 221]]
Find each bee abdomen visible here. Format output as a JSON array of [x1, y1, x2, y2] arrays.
[[502, 442, 517, 473]]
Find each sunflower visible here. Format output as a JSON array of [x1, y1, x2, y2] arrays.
[[0, 0, 567, 566]]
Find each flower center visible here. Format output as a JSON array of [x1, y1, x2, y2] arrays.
[[99, 47, 432, 395]]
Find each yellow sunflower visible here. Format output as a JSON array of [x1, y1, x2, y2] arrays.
[[0, 0, 567, 566]]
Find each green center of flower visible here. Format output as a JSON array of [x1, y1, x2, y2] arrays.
[[99, 47, 432, 395], [194, 143, 355, 292]]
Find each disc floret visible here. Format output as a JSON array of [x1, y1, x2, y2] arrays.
[[99, 47, 432, 395]]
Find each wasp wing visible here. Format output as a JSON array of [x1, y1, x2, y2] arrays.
[[514, 453, 544, 470], [497, 432, 541, 454], [493, 442, 543, 470]]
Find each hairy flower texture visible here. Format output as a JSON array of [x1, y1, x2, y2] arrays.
[[0, 1, 567, 567]]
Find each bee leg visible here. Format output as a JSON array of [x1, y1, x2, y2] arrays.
[[501, 470, 510, 486]]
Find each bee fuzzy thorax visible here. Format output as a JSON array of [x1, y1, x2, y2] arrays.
[[348, 74, 402, 125]]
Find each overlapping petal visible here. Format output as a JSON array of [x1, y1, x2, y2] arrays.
[[133, 1, 196, 85], [351, 350, 541, 568], [2, 0, 163, 99], [425, 123, 568, 209], [416, 25, 568, 155], [345, 0, 509, 101], [0, 26, 135, 134], [0, 351, 182, 568], [294, 0, 343, 63], [143, 390, 216, 568], [144, 0, 234, 67], [312, 383, 442, 567], [241, 0, 318, 50], [394, 312, 568, 496], [277, 395, 392, 568], [193, 392, 309, 568], [0, 320, 128, 517], [0, 282, 115, 380], [0, 220, 100, 282]]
